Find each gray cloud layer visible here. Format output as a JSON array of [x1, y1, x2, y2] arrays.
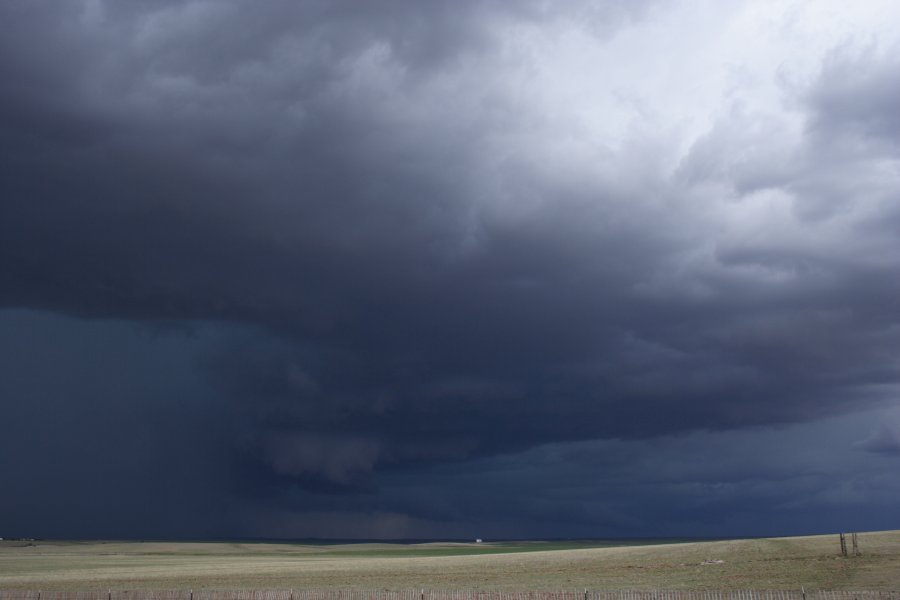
[[2, 1, 899, 537]]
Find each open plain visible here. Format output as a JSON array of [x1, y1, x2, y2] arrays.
[[1, 531, 899, 591]]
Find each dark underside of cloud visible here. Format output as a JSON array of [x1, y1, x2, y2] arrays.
[[1, 1, 899, 538]]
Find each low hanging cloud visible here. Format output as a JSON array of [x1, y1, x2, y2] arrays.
[[2, 0, 900, 536], [855, 414, 900, 455], [857, 426, 900, 455], [262, 433, 384, 485]]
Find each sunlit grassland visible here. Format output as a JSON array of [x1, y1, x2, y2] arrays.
[[1, 531, 898, 591]]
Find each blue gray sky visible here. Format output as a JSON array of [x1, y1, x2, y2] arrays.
[[2, 0, 900, 539]]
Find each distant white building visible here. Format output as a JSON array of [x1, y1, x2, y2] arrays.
[[475, 538, 482, 543]]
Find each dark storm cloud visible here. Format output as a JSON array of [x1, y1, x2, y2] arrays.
[[245, 409, 900, 539], [2, 0, 900, 537], [0, 311, 236, 538]]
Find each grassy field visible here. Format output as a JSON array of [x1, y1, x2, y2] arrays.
[[1, 531, 899, 591]]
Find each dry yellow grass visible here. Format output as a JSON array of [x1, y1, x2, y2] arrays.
[[1, 531, 899, 591]]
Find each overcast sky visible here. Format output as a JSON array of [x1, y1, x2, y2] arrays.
[[2, 0, 900, 540]]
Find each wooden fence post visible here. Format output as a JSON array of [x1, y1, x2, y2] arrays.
[[852, 532, 860, 557], [840, 533, 848, 557]]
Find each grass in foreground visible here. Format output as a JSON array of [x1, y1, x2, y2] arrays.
[[1, 531, 899, 591]]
